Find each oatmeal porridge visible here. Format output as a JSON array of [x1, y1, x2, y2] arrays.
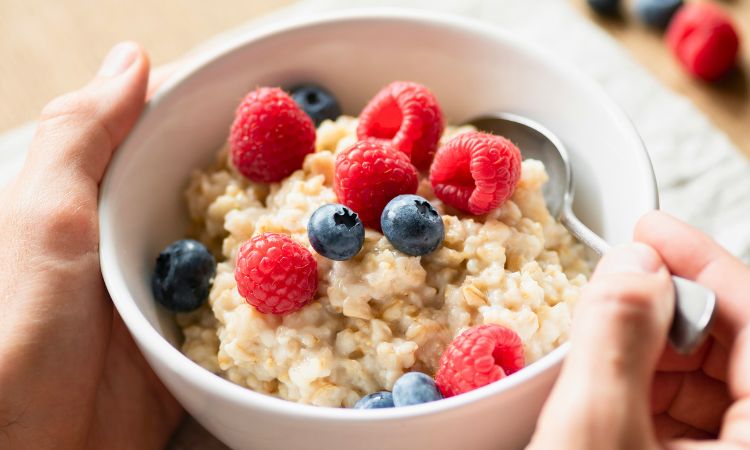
[[175, 113, 590, 408]]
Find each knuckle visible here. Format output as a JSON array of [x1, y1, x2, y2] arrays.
[[38, 91, 112, 150], [46, 195, 95, 231], [33, 91, 113, 177], [722, 397, 750, 425], [40, 91, 97, 124], [26, 193, 98, 256]]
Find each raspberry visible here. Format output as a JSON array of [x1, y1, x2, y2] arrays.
[[357, 81, 444, 171], [234, 233, 318, 315], [435, 324, 525, 398], [429, 131, 521, 215], [334, 139, 419, 230], [666, 3, 740, 82], [229, 87, 316, 183]]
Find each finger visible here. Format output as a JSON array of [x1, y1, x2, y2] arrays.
[[718, 326, 750, 447], [666, 441, 730, 450], [654, 414, 714, 442], [530, 243, 672, 449], [652, 370, 731, 434], [568, 243, 674, 392], [24, 41, 149, 186], [657, 339, 711, 372], [652, 372, 683, 414], [654, 338, 729, 383], [637, 213, 750, 447], [635, 210, 750, 344], [729, 327, 750, 398], [668, 371, 731, 434], [702, 339, 730, 383]]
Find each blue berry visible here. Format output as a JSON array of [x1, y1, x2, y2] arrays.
[[152, 239, 215, 312], [290, 84, 342, 126], [587, 0, 619, 15], [308, 204, 365, 261], [635, 0, 682, 28], [354, 391, 395, 409], [381, 195, 444, 256], [392, 372, 443, 407]]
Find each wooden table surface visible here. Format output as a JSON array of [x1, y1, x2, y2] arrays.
[[0, 0, 297, 131], [1, 0, 748, 156], [571, 0, 750, 157]]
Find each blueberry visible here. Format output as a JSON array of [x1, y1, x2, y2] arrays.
[[354, 391, 395, 409], [290, 84, 342, 126], [392, 372, 443, 407], [308, 204, 365, 261], [152, 239, 216, 312], [635, 0, 682, 28], [381, 195, 444, 256], [587, 0, 619, 15]]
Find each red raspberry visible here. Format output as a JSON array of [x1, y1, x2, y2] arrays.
[[334, 139, 419, 230], [357, 81, 444, 171], [429, 131, 521, 215], [229, 87, 316, 183], [234, 233, 318, 315], [666, 3, 740, 82], [435, 324, 525, 398]]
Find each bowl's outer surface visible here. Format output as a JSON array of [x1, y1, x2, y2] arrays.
[[100, 10, 658, 450]]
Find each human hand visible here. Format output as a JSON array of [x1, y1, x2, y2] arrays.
[[0, 42, 182, 449], [528, 211, 750, 449]]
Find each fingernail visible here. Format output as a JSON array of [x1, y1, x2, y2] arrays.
[[97, 42, 139, 77], [600, 243, 662, 274]]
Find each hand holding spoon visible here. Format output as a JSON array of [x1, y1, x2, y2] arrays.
[[468, 112, 715, 354]]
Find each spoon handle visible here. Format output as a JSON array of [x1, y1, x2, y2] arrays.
[[562, 211, 716, 355]]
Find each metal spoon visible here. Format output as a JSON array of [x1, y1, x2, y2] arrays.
[[468, 112, 716, 355]]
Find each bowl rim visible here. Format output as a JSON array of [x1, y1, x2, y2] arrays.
[[100, 7, 659, 422]]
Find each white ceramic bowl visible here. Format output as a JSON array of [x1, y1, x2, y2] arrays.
[[100, 9, 657, 450]]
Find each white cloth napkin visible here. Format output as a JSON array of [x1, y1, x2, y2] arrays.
[[2, 1, 747, 448]]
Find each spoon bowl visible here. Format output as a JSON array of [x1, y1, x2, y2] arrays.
[[468, 113, 716, 355], [470, 113, 571, 219]]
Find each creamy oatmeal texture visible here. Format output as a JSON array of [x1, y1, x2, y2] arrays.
[[178, 116, 590, 408]]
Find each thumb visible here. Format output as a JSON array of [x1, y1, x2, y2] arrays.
[[7, 42, 149, 258], [529, 243, 674, 450], [25, 41, 149, 185]]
